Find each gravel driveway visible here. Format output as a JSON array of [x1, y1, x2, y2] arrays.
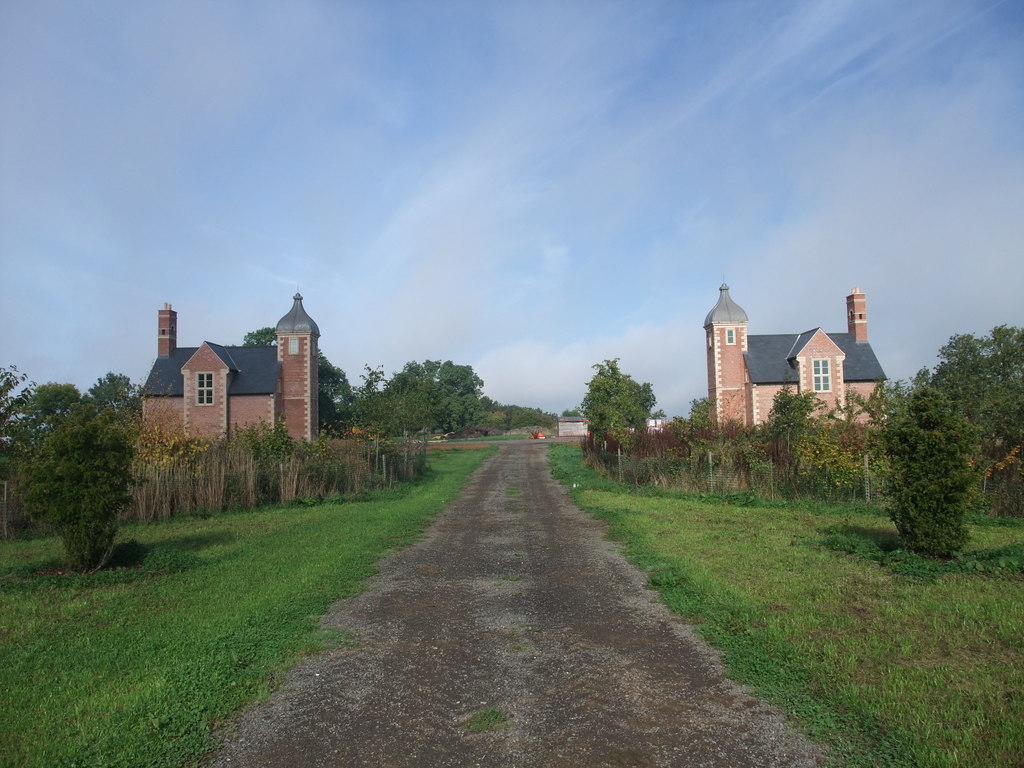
[[208, 441, 824, 767]]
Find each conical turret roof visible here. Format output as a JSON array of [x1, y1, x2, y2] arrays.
[[276, 293, 320, 336], [703, 283, 748, 327]]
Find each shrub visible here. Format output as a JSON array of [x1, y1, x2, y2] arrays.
[[879, 386, 979, 557], [21, 405, 134, 571]]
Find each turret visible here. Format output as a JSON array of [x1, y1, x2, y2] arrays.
[[704, 284, 749, 424], [275, 293, 320, 440]]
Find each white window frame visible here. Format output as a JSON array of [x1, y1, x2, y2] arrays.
[[812, 359, 831, 392], [726, 328, 736, 345], [289, 337, 299, 355], [197, 372, 214, 405]]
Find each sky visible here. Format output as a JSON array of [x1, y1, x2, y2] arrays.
[[1, 0, 1022, 418]]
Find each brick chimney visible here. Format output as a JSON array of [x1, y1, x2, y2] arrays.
[[158, 303, 177, 357], [846, 288, 867, 342]]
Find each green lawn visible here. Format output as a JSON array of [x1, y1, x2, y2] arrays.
[[548, 443, 1024, 768], [0, 446, 495, 768]]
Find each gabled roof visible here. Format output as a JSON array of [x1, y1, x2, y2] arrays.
[[144, 346, 281, 396], [787, 328, 842, 359], [745, 332, 885, 384]]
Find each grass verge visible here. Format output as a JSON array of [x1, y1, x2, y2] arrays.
[[0, 446, 496, 768], [548, 443, 1024, 768]]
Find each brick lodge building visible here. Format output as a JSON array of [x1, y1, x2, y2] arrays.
[[142, 294, 320, 440], [704, 285, 885, 426]]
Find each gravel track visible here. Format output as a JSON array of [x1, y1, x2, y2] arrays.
[[208, 441, 824, 767]]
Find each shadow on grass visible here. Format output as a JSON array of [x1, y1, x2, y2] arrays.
[[829, 525, 902, 552]]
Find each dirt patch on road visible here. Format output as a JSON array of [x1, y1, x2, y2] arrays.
[[208, 442, 823, 767]]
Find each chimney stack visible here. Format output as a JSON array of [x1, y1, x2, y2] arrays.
[[846, 288, 868, 342], [158, 303, 177, 357]]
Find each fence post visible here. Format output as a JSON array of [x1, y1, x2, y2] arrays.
[[707, 451, 714, 493], [863, 453, 871, 501], [617, 447, 622, 483]]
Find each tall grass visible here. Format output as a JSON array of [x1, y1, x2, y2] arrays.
[[129, 436, 425, 522], [0, 446, 496, 768], [550, 443, 1024, 768]]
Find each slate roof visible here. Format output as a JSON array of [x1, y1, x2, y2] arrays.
[[744, 331, 885, 385], [143, 345, 281, 397]]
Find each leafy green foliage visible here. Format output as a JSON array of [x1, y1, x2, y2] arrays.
[[85, 372, 141, 418], [317, 354, 354, 433], [581, 358, 656, 443], [235, 418, 296, 460], [353, 365, 392, 439], [0, 365, 32, 470], [15, 381, 83, 446], [879, 386, 980, 557], [20, 405, 134, 571], [765, 385, 819, 446], [928, 325, 1024, 450], [822, 530, 1024, 579], [475, 397, 555, 433], [242, 326, 277, 347]]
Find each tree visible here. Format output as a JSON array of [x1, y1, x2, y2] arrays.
[[765, 385, 819, 448], [18, 382, 83, 445], [242, 327, 277, 347], [879, 386, 979, 557], [386, 368, 441, 436], [393, 360, 484, 434], [318, 355, 354, 434], [86, 372, 141, 418], [352, 366, 392, 439], [581, 359, 656, 443], [433, 360, 484, 433], [1, 365, 33, 471], [21, 404, 134, 571], [928, 325, 1024, 452]]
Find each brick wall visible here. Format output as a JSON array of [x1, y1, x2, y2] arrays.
[[182, 345, 228, 439], [793, 330, 845, 413], [708, 324, 749, 424], [229, 394, 276, 434], [142, 396, 184, 429], [278, 334, 317, 441]]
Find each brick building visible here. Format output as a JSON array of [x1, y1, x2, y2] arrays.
[[704, 285, 884, 425], [142, 294, 320, 440]]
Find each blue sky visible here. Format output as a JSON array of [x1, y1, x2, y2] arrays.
[[2, 0, 1022, 417]]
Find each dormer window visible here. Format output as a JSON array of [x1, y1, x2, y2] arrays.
[[726, 328, 736, 345], [813, 359, 831, 392]]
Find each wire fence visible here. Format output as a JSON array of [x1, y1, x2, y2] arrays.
[[585, 442, 1022, 515], [588, 447, 880, 504]]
